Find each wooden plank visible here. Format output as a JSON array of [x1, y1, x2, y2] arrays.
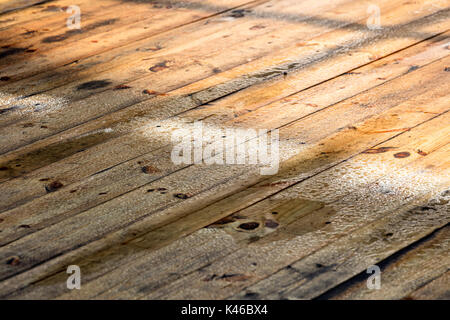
[[0, 71, 448, 297], [229, 187, 449, 300], [0, 1, 145, 44], [0, 54, 447, 248], [0, 31, 447, 216], [0, 0, 377, 123], [0, 0, 263, 74], [404, 271, 450, 300], [0, 2, 448, 186], [0, 0, 51, 15], [1, 0, 402, 89], [56, 138, 450, 299], [320, 226, 449, 300], [19, 107, 448, 300], [0, 0, 447, 155], [0, 0, 448, 300], [0, 0, 305, 80], [145, 149, 449, 300], [0, 0, 89, 30], [0, 0, 352, 130]]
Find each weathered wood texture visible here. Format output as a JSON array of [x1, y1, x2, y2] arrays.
[[0, 0, 448, 299]]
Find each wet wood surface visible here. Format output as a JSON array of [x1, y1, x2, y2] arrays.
[[0, 0, 448, 299]]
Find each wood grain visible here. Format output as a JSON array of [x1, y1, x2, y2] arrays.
[[0, 0, 448, 300]]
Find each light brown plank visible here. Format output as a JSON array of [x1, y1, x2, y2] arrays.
[[0, 0, 51, 14], [0, 0, 447, 157]]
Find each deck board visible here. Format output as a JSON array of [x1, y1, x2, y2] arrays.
[[0, 0, 448, 300]]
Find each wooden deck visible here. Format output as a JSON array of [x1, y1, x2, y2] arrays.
[[0, 0, 448, 300]]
